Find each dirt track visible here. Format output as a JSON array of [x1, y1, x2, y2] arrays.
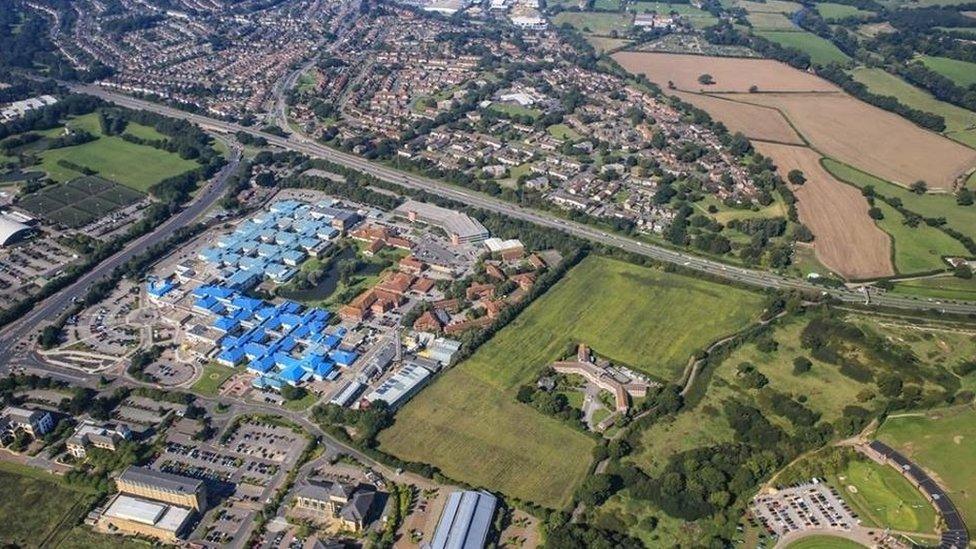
[[755, 142, 895, 280]]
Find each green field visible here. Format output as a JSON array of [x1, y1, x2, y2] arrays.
[[378, 256, 763, 508], [0, 461, 98, 548], [821, 159, 976, 243], [871, 200, 965, 274], [553, 11, 633, 35], [876, 406, 976, 533], [786, 536, 866, 549], [191, 362, 236, 396], [731, 0, 803, 13], [631, 2, 719, 27], [748, 11, 797, 29], [815, 2, 874, 19], [16, 176, 145, 229], [487, 102, 544, 120], [547, 123, 582, 140], [832, 459, 937, 532], [890, 276, 976, 302], [755, 30, 851, 65], [918, 55, 976, 88], [849, 67, 976, 148]]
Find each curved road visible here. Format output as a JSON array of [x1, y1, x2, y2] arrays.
[[0, 144, 242, 365], [57, 85, 976, 317]]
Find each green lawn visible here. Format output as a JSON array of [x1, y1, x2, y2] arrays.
[[378, 256, 763, 509], [487, 102, 543, 120], [755, 30, 851, 65], [283, 391, 320, 411], [849, 67, 976, 148], [918, 55, 976, 88], [552, 11, 633, 35], [821, 158, 976, 243], [191, 362, 236, 397], [786, 536, 866, 549], [547, 123, 581, 140], [831, 459, 937, 533], [815, 2, 874, 19], [890, 276, 976, 302], [0, 461, 98, 548], [747, 11, 797, 29], [693, 194, 789, 224], [871, 200, 964, 274], [876, 406, 976, 534]]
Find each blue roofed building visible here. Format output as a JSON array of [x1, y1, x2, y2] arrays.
[[147, 279, 176, 300]]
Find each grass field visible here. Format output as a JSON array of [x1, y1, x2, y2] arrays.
[[849, 67, 976, 148], [754, 30, 851, 65], [0, 461, 98, 548], [890, 276, 976, 302], [379, 256, 763, 508], [631, 1, 719, 27], [191, 362, 236, 396], [821, 159, 976, 241], [786, 536, 866, 549], [918, 55, 976, 88], [832, 459, 938, 532], [553, 11, 633, 34], [871, 200, 965, 274], [876, 406, 976, 533], [487, 102, 543, 120], [17, 176, 144, 228], [748, 11, 797, 29], [815, 2, 874, 19], [547, 123, 581, 140]]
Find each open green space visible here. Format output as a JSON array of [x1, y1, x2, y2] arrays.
[[17, 176, 144, 229], [0, 461, 98, 549], [54, 527, 150, 549], [831, 458, 937, 532], [487, 102, 544, 120], [191, 362, 236, 397], [748, 11, 797, 29], [821, 158, 976, 243], [553, 11, 633, 35], [785, 536, 866, 549], [872, 200, 966, 274], [379, 255, 763, 508], [849, 67, 976, 148], [730, 0, 803, 12], [890, 276, 976, 302], [754, 30, 851, 65], [693, 193, 789, 225], [876, 405, 976, 533], [631, 2, 719, 27], [547, 123, 581, 140], [815, 2, 874, 19], [918, 55, 976, 88]]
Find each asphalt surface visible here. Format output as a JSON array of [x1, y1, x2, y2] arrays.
[[0, 144, 242, 365]]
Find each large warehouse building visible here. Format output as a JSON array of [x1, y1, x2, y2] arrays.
[[115, 466, 207, 510], [0, 214, 32, 247], [430, 490, 498, 549]]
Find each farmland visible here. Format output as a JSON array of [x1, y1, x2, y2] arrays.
[[671, 90, 805, 144], [890, 276, 976, 302], [17, 176, 144, 229], [849, 67, 976, 148], [378, 256, 763, 508], [918, 55, 976, 88], [552, 11, 633, 35], [753, 30, 851, 65], [876, 406, 976, 531], [612, 52, 836, 92], [815, 2, 875, 19], [753, 142, 894, 279], [748, 11, 798, 29]]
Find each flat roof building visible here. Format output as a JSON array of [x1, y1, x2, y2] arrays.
[[100, 494, 193, 543], [363, 362, 433, 409], [116, 466, 207, 511], [430, 490, 498, 549], [394, 200, 489, 245]]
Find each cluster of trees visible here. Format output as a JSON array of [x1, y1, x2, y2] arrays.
[[310, 402, 393, 447], [515, 384, 583, 426], [128, 345, 164, 382]]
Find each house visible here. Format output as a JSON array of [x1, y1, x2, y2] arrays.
[[66, 421, 132, 458], [0, 406, 54, 441]]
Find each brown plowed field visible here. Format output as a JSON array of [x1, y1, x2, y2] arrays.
[[754, 142, 895, 279], [734, 93, 976, 189], [613, 51, 837, 92], [672, 90, 805, 144]]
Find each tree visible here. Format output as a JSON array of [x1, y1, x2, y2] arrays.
[[954, 264, 973, 279], [958, 187, 974, 206], [787, 169, 806, 186], [698, 73, 715, 85], [577, 473, 618, 506], [792, 356, 812, 375], [867, 207, 884, 220], [910, 180, 928, 194]]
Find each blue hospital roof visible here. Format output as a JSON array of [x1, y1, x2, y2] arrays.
[[148, 279, 175, 298], [279, 364, 309, 385], [329, 350, 359, 366]]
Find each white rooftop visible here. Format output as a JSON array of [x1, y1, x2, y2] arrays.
[[104, 494, 192, 533]]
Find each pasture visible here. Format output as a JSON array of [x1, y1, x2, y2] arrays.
[[832, 459, 937, 532], [753, 30, 851, 65], [890, 276, 976, 302], [815, 2, 875, 20], [876, 406, 976, 532], [918, 55, 976, 88], [730, 0, 803, 13], [552, 11, 632, 35], [735, 92, 976, 190], [871, 200, 966, 274], [849, 67, 976, 148], [631, 2, 718, 27], [17, 176, 144, 229], [613, 52, 836, 93], [748, 11, 798, 30], [379, 256, 763, 508], [753, 142, 894, 279]]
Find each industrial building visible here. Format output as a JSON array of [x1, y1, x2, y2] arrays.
[[194, 199, 359, 289], [393, 200, 489, 245], [430, 490, 498, 549], [116, 466, 207, 511], [363, 361, 434, 409], [99, 494, 193, 543]]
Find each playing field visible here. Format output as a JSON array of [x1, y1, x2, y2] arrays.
[[849, 67, 976, 148], [832, 459, 938, 532], [785, 536, 866, 549], [754, 30, 851, 65], [918, 55, 976, 88], [754, 142, 894, 279], [876, 406, 976, 532], [378, 256, 763, 508], [552, 11, 633, 35], [0, 462, 98, 548], [612, 52, 836, 93]]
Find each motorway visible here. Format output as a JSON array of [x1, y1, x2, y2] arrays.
[[66, 84, 976, 316], [0, 143, 243, 365]]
